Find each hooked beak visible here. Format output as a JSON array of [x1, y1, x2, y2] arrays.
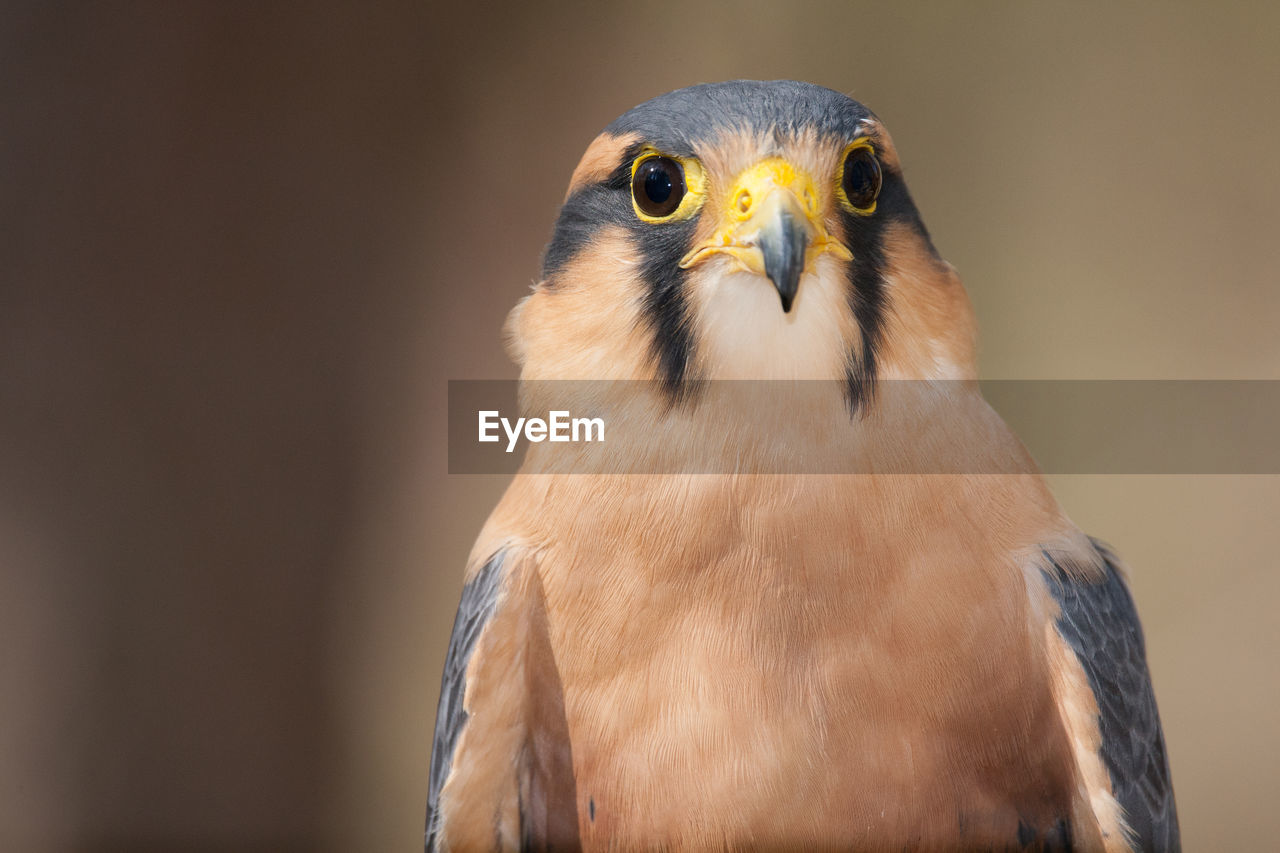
[[679, 157, 851, 313], [759, 202, 808, 313]]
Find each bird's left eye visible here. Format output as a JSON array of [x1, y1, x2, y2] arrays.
[[632, 156, 687, 219], [839, 144, 882, 214]]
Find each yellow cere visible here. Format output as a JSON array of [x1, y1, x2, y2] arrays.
[[678, 156, 852, 273], [629, 149, 706, 223], [725, 157, 821, 224], [835, 137, 878, 215]]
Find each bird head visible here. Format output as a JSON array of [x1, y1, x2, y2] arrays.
[[508, 81, 977, 411]]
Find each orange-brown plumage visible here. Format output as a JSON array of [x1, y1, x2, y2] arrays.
[[427, 81, 1176, 852]]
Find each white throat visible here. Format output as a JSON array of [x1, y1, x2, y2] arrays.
[[691, 254, 856, 381]]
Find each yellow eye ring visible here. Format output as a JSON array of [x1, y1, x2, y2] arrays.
[[835, 138, 881, 215], [630, 149, 706, 223]]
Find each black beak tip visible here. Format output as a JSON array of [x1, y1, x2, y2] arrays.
[[761, 209, 807, 315]]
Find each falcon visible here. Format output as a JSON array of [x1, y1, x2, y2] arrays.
[[425, 80, 1179, 852]]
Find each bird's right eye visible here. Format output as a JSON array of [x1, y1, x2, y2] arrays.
[[631, 156, 687, 219]]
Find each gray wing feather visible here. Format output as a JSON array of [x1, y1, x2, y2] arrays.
[[1043, 540, 1180, 852], [426, 552, 506, 852]]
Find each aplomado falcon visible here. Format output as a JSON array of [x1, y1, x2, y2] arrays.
[[426, 80, 1178, 852]]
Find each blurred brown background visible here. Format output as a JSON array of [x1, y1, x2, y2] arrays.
[[1, 1, 1276, 849]]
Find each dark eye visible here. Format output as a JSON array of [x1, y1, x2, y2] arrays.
[[841, 146, 882, 211], [632, 156, 686, 218]]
